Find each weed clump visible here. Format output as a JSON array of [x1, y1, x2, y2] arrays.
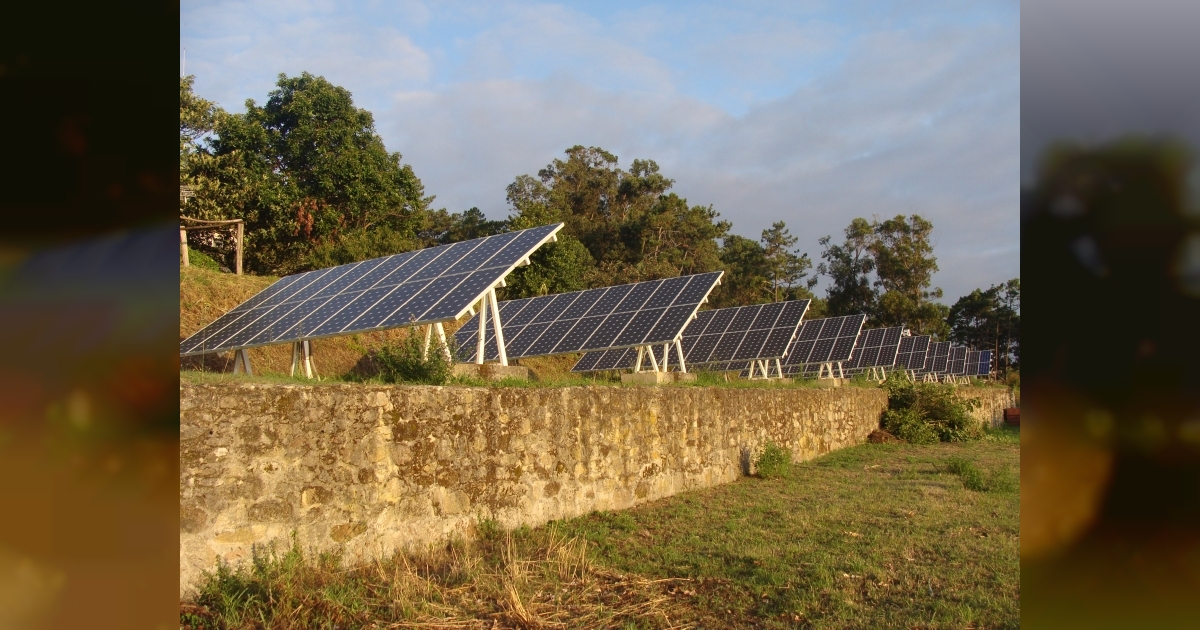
[[370, 328, 455, 385], [945, 456, 1016, 492], [755, 441, 792, 479], [880, 372, 982, 443]]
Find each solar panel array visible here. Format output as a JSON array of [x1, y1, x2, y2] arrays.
[[180, 223, 563, 356], [895, 335, 931, 371], [842, 326, 904, 374], [921, 342, 952, 374], [571, 300, 810, 373], [454, 272, 723, 362], [947, 346, 968, 376], [778, 314, 867, 377]]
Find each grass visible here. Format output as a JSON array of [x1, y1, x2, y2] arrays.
[[181, 427, 1020, 629]]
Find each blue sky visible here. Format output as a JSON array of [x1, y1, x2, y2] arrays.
[[182, 0, 1020, 303]]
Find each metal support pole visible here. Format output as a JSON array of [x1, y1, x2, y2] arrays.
[[291, 342, 300, 377], [774, 358, 783, 379], [304, 340, 316, 379], [488, 287, 508, 366], [635, 346, 645, 373], [434, 322, 452, 362], [646, 345, 661, 372], [476, 294, 487, 364], [661, 343, 670, 371], [674, 338, 687, 373], [233, 348, 253, 375], [423, 324, 432, 360], [180, 228, 189, 267]]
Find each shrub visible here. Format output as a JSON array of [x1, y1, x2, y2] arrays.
[[881, 372, 983, 442], [755, 441, 792, 479], [371, 328, 454, 385], [946, 456, 986, 491], [186, 246, 222, 271], [882, 408, 939, 445]]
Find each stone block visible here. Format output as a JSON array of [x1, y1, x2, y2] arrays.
[[620, 371, 698, 385], [814, 377, 843, 388], [452, 363, 535, 382]]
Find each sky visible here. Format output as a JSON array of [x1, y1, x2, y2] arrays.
[[181, 0, 1020, 303]]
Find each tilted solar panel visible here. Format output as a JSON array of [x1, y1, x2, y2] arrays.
[[895, 335, 931, 371], [776, 314, 867, 377], [180, 223, 564, 356], [921, 341, 951, 374], [974, 349, 994, 376], [569, 299, 810, 373], [455, 271, 724, 361], [843, 326, 904, 373], [947, 346, 969, 376]]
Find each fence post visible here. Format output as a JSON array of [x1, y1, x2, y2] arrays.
[[235, 222, 244, 275]]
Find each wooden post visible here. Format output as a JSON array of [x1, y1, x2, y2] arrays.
[[235, 222, 244, 275], [180, 228, 189, 267]]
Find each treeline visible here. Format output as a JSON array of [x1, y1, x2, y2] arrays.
[[181, 72, 1018, 370]]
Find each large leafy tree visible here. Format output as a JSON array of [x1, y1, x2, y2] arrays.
[[184, 72, 432, 274], [817, 217, 877, 317], [503, 146, 730, 298], [180, 76, 220, 176], [870, 214, 946, 335], [709, 223, 818, 308]]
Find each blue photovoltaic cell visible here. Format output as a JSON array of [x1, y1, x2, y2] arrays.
[[180, 223, 562, 356], [896, 335, 930, 371], [454, 272, 723, 361]]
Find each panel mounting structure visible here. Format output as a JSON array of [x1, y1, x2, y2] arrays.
[[777, 314, 867, 379], [895, 334, 931, 380], [179, 223, 564, 374], [842, 326, 905, 382], [571, 299, 810, 378], [454, 271, 723, 370]]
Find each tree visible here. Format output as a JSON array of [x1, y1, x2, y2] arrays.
[[817, 217, 877, 317], [502, 146, 730, 297], [180, 76, 220, 177], [870, 214, 947, 337], [185, 72, 432, 273], [946, 278, 1020, 377], [761, 222, 816, 302]]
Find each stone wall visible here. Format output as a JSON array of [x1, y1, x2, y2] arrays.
[[957, 386, 1018, 428], [179, 383, 888, 596]]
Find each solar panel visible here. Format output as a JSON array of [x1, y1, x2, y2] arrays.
[[454, 272, 724, 362], [842, 326, 904, 374], [776, 314, 867, 377], [977, 349, 994, 376], [947, 346, 968, 376], [180, 223, 564, 356], [569, 299, 810, 373], [895, 335, 931, 371], [920, 341, 952, 374]]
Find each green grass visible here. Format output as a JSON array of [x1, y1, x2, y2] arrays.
[[556, 431, 1020, 628], [182, 428, 1019, 628]]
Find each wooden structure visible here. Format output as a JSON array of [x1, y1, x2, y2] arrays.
[[180, 215, 245, 275]]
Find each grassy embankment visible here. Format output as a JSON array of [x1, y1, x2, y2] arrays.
[[181, 427, 1019, 629]]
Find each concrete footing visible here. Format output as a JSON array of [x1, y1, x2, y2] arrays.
[[620, 371, 697, 385], [452, 363, 535, 382], [815, 377, 844, 388]]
